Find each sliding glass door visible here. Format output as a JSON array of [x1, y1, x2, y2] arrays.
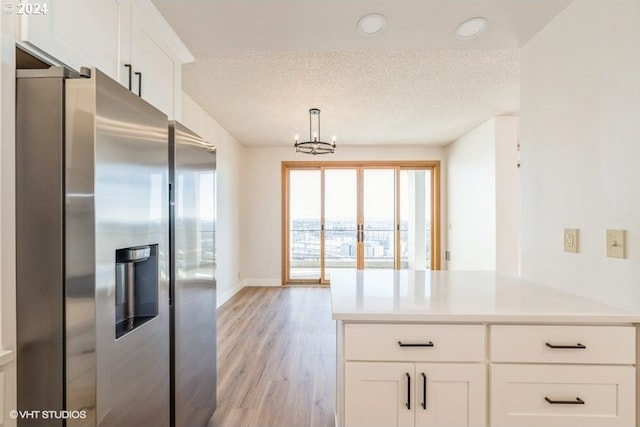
[[288, 169, 321, 281], [399, 169, 431, 270], [325, 169, 358, 271], [283, 162, 440, 284], [362, 169, 396, 269]]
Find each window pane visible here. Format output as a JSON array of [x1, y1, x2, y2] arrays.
[[325, 169, 357, 276], [363, 169, 395, 269], [399, 170, 431, 270], [289, 170, 321, 280]]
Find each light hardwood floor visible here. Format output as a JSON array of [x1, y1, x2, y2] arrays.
[[210, 286, 336, 427]]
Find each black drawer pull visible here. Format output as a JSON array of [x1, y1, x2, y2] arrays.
[[421, 372, 427, 410], [545, 397, 585, 405], [545, 342, 586, 349], [135, 71, 142, 97], [124, 64, 132, 90], [406, 373, 411, 410], [398, 341, 434, 347]]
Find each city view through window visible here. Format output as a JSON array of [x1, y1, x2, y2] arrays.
[[290, 220, 431, 269], [288, 167, 431, 280]]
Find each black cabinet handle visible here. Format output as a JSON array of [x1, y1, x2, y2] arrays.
[[545, 397, 585, 405], [398, 341, 434, 347], [421, 373, 427, 410], [406, 373, 411, 410], [124, 64, 132, 90], [135, 71, 142, 97], [545, 342, 586, 349]]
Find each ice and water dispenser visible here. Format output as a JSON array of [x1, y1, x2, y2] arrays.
[[115, 244, 159, 339]]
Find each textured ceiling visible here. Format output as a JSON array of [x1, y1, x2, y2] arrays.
[[184, 50, 520, 146], [153, 0, 573, 147]]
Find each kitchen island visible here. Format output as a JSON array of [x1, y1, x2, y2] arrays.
[[330, 269, 640, 427]]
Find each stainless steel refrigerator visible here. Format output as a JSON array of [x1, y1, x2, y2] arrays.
[[169, 121, 217, 427], [16, 66, 170, 427]]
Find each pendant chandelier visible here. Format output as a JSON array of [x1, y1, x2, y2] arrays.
[[294, 108, 336, 155]]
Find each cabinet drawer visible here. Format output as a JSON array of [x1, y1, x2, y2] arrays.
[[344, 324, 485, 362], [491, 364, 635, 427], [491, 325, 635, 364]]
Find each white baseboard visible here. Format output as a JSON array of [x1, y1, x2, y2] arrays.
[[241, 278, 281, 287], [216, 283, 243, 308], [216, 279, 282, 308]]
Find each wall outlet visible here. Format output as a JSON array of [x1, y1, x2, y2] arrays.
[[563, 228, 579, 253], [445, 251, 450, 262], [606, 229, 626, 258]]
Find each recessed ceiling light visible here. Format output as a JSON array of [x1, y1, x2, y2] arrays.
[[357, 13, 386, 37], [455, 17, 488, 40]]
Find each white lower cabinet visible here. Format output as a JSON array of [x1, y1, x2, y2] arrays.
[[345, 362, 414, 427], [489, 324, 636, 427], [490, 325, 635, 365], [345, 362, 486, 427], [491, 364, 635, 427], [338, 322, 636, 427], [415, 363, 486, 427]]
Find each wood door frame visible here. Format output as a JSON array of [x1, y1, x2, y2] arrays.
[[282, 160, 441, 285]]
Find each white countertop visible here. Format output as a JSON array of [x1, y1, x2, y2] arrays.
[[330, 270, 640, 323]]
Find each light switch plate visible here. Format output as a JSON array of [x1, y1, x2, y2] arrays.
[[563, 228, 579, 253], [606, 229, 626, 258]]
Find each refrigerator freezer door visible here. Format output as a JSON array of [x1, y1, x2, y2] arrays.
[[65, 68, 170, 427], [170, 121, 217, 427], [16, 68, 68, 427]]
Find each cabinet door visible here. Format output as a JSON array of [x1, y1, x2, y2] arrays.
[[20, 0, 120, 79], [130, 4, 175, 118], [345, 362, 414, 427], [414, 363, 486, 427], [491, 364, 635, 427]]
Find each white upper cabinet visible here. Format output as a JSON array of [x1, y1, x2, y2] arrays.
[[17, 0, 193, 119], [19, 0, 121, 80], [117, 0, 194, 119], [131, 22, 175, 118]]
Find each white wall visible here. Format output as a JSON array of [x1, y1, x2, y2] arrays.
[[242, 145, 446, 285], [495, 117, 520, 275], [520, 0, 640, 311], [446, 119, 497, 270], [446, 116, 520, 273], [181, 93, 246, 307]]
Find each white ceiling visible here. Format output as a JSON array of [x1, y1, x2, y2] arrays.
[[152, 0, 573, 147]]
